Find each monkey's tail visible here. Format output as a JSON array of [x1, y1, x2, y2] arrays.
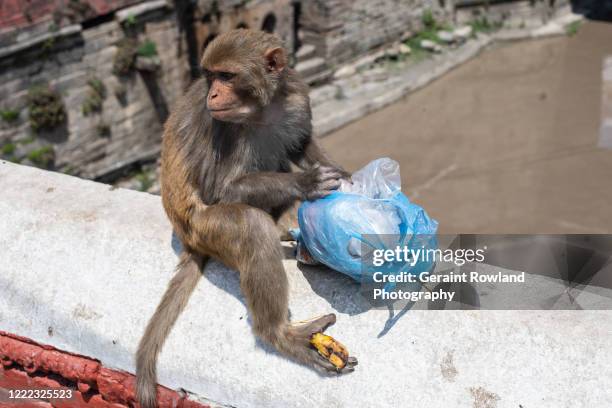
[[136, 252, 205, 408]]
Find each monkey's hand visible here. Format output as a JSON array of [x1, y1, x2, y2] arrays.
[[336, 167, 352, 181], [298, 166, 344, 201], [287, 313, 358, 374]]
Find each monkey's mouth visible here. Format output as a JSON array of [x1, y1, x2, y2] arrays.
[[209, 106, 241, 119], [209, 104, 254, 122], [208, 102, 242, 113], [209, 107, 238, 118]]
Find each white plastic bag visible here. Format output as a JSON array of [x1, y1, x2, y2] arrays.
[[339, 158, 402, 199]]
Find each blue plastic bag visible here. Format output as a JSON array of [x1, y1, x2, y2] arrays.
[[294, 158, 438, 286]]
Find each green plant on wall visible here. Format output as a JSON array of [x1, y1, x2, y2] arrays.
[[112, 38, 138, 76], [137, 39, 158, 57], [1, 143, 16, 156], [42, 36, 56, 54], [404, 8, 453, 55], [0, 135, 60, 167], [0, 141, 20, 164], [422, 8, 436, 29], [124, 13, 137, 28], [60, 164, 77, 175], [26, 146, 55, 169], [136, 170, 154, 192], [88, 77, 105, 98], [20, 135, 36, 145], [82, 77, 107, 116], [27, 85, 66, 132], [0, 109, 20, 124], [566, 21, 581, 36], [469, 16, 502, 34], [26, 145, 55, 168]]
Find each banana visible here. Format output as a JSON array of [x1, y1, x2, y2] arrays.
[[310, 332, 349, 370]]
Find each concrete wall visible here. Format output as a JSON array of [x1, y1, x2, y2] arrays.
[[299, 0, 442, 67]]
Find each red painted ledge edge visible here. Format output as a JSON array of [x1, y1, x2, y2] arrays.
[[0, 331, 209, 408]]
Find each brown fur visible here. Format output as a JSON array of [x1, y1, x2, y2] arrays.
[[136, 29, 355, 408], [136, 252, 204, 408]]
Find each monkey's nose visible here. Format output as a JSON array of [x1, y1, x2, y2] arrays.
[[209, 92, 218, 99]]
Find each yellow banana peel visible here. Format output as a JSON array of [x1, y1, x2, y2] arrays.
[[310, 332, 349, 370]]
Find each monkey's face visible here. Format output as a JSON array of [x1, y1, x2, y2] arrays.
[[201, 30, 288, 124], [204, 68, 257, 123]]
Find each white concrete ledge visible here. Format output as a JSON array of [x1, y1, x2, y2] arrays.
[[115, 0, 172, 22], [1, 161, 611, 407]]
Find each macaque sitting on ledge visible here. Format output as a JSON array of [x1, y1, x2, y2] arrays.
[[136, 29, 357, 408]]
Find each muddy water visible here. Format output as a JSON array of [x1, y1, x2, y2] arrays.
[[322, 21, 612, 233]]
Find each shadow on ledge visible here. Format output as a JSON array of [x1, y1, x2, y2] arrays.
[[173, 231, 411, 339], [297, 263, 369, 316]]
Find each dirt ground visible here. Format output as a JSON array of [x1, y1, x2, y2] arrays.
[[321, 20, 612, 234]]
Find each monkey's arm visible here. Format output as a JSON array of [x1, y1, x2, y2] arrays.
[[222, 168, 342, 210], [291, 137, 351, 178], [160, 133, 217, 253], [221, 136, 348, 209]]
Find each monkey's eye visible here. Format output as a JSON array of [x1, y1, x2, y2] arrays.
[[203, 69, 214, 81], [217, 71, 236, 82]]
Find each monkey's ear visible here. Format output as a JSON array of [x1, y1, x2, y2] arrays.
[[264, 47, 286, 73]]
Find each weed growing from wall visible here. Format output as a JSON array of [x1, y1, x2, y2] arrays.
[[27, 85, 66, 132]]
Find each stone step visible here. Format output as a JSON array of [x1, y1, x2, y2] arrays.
[[302, 68, 333, 86], [295, 43, 316, 61], [295, 56, 327, 79]]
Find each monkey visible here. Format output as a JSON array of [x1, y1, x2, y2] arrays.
[[136, 29, 357, 408]]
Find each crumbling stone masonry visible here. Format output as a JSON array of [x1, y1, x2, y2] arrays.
[[0, 0, 569, 182]]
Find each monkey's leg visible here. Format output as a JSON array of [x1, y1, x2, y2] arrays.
[[193, 204, 357, 373]]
